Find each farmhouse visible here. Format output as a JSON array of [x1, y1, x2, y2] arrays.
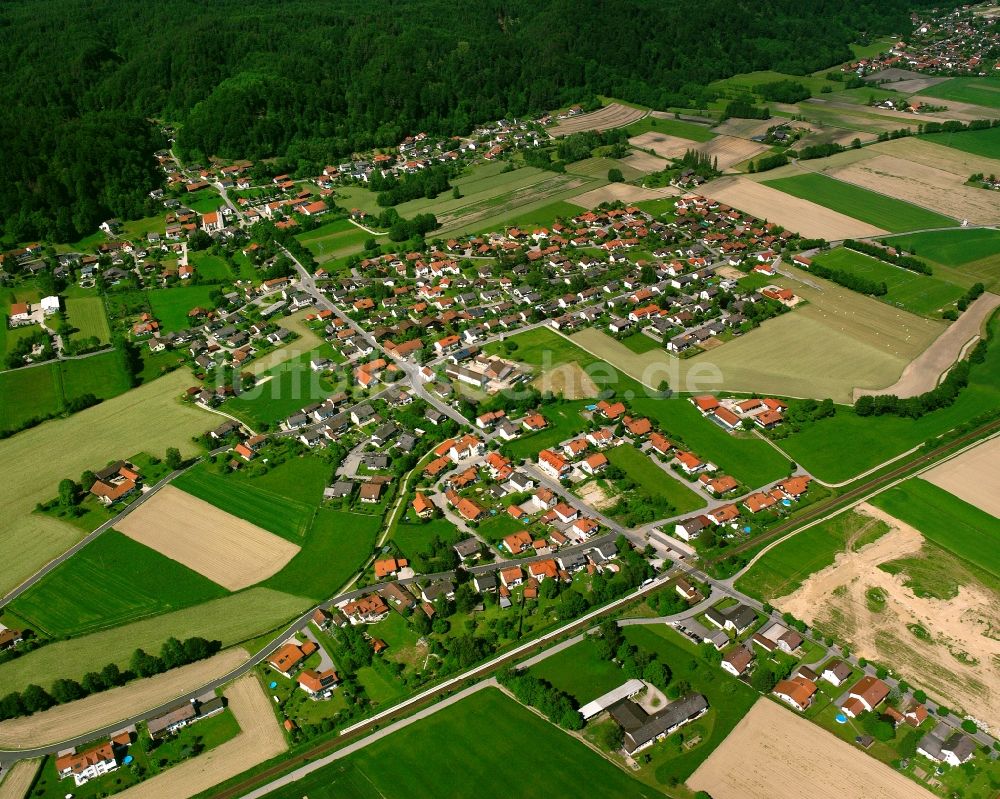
[[343, 594, 390, 624], [374, 557, 408, 579], [146, 694, 226, 740], [751, 622, 803, 655], [704, 602, 757, 634], [89, 461, 141, 506]]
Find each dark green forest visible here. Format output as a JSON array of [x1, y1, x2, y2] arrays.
[[0, 0, 938, 243]]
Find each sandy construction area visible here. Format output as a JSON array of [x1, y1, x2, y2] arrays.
[[531, 361, 599, 399], [112, 674, 286, 799], [778, 503, 1000, 728], [575, 480, 616, 511], [549, 104, 646, 137], [117, 486, 300, 591], [825, 154, 1000, 224], [0, 760, 39, 799], [867, 136, 1000, 181], [856, 291, 1000, 400], [0, 649, 248, 748], [923, 437, 1000, 519], [687, 699, 935, 799], [700, 176, 888, 239], [569, 183, 676, 209]]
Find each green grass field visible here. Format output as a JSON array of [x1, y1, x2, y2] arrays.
[[735, 510, 889, 600], [64, 296, 111, 343], [0, 588, 307, 693], [222, 347, 337, 427], [870, 478, 1000, 579], [780, 314, 1000, 481], [147, 286, 218, 332], [886, 228, 1000, 268], [762, 172, 955, 232], [625, 116, 717, 142], [296, 218, 372, 264], [920, 125, 1000, 160], [606, 444, 704, 514], [185, 188, 226, 214], [188, 251, 232, 281], [813, 247, 965, 317], [620, 332, 661, 354], [263, 508, 381, 599], [173, 459, 323, 542], [501, 400, 591, 461], [917, 76, 1000, 110], [258, 687, 658, 799], [7, 531, 228, 637], [496, 199, 587, 230], [528, 637, 631, 704]]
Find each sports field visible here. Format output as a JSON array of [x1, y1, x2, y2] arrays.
[[0, 368, 212, 597], [6, 530, 228, 637], [64, 296, 111, 343], [735, 510, 889, 601], [147, 285, 218, 332], [870, 478, 1000, 579], [812, 247, 965, 317], [259, 687, 658, 799], [296, 218, 371, 264], [606, 444, 704, 514], [779, 315, 1000, 481], [173, 461, 319, 541], [117, 486, 301, 591], [762, 172, 955, 232], [0, 588, 306, 694], [917, 76, 1000, 109]]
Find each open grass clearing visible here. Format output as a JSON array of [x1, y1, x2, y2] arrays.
[[258, 686, 657, 799], [735, 510, 889, 601], [7, 530, 229, 637], [887, 227, 1000, 270], [921, 125, 1000, 160], [624, 115, 717, 142], [762, 172, 955, 232], [0, 368, 212, 597], [917, 76, 1000, 110], [147, 285, 219, 332], [565, 156, 644, 182], [117, 486, 301, 591], [64, 296, 111, 343], [870, 477, 1000, 577], [529, 636, 639, 705], [0, 588, 306, 694], [812, 247, 965, 317], [606, 443, 704, 514], [296, 218, 371, 264], [688, 697, 935, 799], [0, 648, 247, 749]]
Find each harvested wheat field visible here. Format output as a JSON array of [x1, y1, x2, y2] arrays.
[[549, 104, 646, 137], [117, 486, 299, 590], [569, 183, 676, 209], [696, 135, 770, 170], [825, 154, 1000, 224], [923, 436, 1000, 519], [778, 503, 1000, 728], [701, 176, 887, 239], [712, 117, 778, 138], [856, 291, 1000, 400], [688, 699, 935, 799], [629, 131, 692, 159], [0, 760, 39, 799], [111, 674, 286, 799], [531, 361, 599, 399], [618, 149, 669, 173], [0, 648, 247, 748], [867, 136, 1000, 181]]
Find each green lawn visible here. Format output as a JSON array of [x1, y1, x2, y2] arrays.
[[147, 286, 219, 332], [779, 313, 1000, 482], [392, 516, 462, 569], [735, 510, 889, 600], [0, 321, 38, 362], [64, 296, 111, 343], [529, 637, 631, 704], [222, 348, 337, 428], [813, 247, 965, 317], [496, 199, 586, 230], [296, 218, 371, 264], [263, 508, 381, 600], [501, 400, 591, 462], [7, 531, 229, 637], [620, 332, 661, 354], [920, 125, 1000, 160], [886, 228, 1000, 268], [917, 76, 1000, 110], [173, 460, 319, 542], [624, 116, 717, 142], [185, 188, 226, 214], [762, 173, 956, 232], [60, 351, 132, 399], [870, 478, 1000, 579], [621, 625, 759, 783], [606, 443, 704, 514], [188, 251, 233, 281], [258, 687, 658, 799]]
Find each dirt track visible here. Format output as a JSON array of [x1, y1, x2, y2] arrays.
[[778, 503, 1000, 728], [117, 486, 300, 591], [688, 698, 936, 799], [0, 649, 248, 748], [855, 291, 1000, 400], [112, 674, 286, 799], [923, 437, 1000, 519]]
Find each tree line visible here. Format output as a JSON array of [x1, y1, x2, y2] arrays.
[[843, 239, 932, 274], [809, 261, 887, 296]]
